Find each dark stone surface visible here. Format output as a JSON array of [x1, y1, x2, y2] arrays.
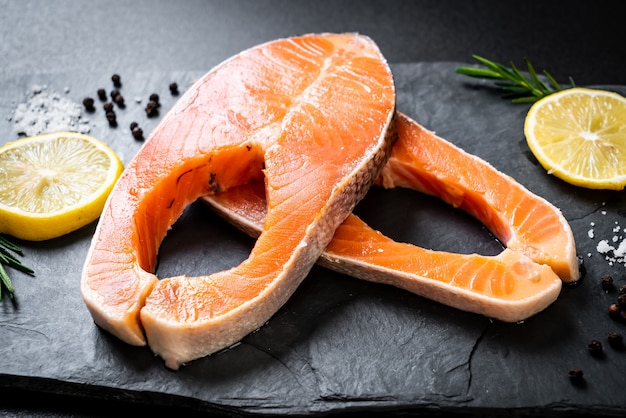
[[1, 64, 625, 417]]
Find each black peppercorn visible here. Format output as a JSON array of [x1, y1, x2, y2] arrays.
[[149, 93, 160, 105], [132, 126, 144, 141], [618, 293, 626, 308], [97, 88, 107, 101], [111, 74, 121, 87], [103, 102, 114, 113], [130, 121, 138, 131], [601, 275, 614, 291], [609, 303, 622, 321], [110, 89, 120, 100], [568, 368, 584, 385], [145, 100, 159, 117], [113, 93, 125, 108], [82, 97, 95, 112], [619, 285, 626, 296], [608, 332, 624, 349], [106, 111, 117, 127], [588, 339, 603, 357], [169, 82, 179, 95]]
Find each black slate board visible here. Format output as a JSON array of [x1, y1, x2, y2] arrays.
[[1, 63, 625, 417]]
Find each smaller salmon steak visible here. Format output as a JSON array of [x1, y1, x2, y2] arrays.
[[377, 113, 578, 283], [205, 113, 576, 322], [81, 33, 396, 369]]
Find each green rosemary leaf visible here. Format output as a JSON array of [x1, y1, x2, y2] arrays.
[[512, 96, 542, 104], [456, 55, 574, 103], [0, 235, 34, 300], [472, 55, 507, 75], [469, 54, 495, 68], [0, 247, 21, 266], [14, 263, 34, 275], [455, 67, 501, 79], [568, 76, 577, 88], [0, 263, 15, 300], [478, 57, 519, 84], [0, 235, 22, 254], [526, 58, 540, 84], [508, 62, 531, 87], [0, 252, 34, 275], [524, 58, 551, 93], [543, 70, 563, 92], [0, 241, 33, 274], [498, 84, 531, 93]]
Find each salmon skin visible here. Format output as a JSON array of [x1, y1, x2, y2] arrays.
[[81, 33, 396, 370], [205, 112, 578, 323]]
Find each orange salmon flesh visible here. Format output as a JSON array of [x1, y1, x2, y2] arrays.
[[81, 33, 396, 370], [205, 112, 579, 323], [82, 33, 579, 371]]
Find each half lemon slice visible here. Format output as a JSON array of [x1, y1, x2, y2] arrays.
[[524, 87, 626, 190], [0, 132, 123, 241]]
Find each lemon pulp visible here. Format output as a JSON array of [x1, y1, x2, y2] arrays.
[[524, 87, 626, 190], [0, 132, 123, 240]]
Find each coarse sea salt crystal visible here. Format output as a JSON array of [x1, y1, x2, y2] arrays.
[[589, 215, 626, 267], [11, 86, 91, 136], [597, 240, 612, 254], [616, 240, 626, 257], [597, 237, 626, 266]]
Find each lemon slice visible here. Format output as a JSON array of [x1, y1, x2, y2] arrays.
[[0, 132, 123, 241], [524, 87, 626, 190]]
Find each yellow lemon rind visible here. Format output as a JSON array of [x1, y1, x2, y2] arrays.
[[524, 88, 626, 191], [0, 132, 123, 241]]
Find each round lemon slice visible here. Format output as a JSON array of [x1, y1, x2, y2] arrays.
[[524, 87, 626, 190], [0, 132, 123, 241]]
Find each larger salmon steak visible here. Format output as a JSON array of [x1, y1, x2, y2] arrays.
[[81, 33, 396, 369], [205, 113, 578, 322]]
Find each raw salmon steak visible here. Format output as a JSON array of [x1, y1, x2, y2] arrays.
[[81, 33, 396, 369], [205, 112, 578, 322]]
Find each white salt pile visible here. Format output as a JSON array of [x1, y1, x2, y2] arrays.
[[588, 211, 626, 267], [10, 84, 91, 136], [596, 234, 626, 267]]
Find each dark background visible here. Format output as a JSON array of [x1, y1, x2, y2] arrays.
[[2, 0, 625, 87], [1, 1, 625, 417]]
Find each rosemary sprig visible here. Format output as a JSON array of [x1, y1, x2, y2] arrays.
[[456, 55, 576, 103], [0, 235, 34, 300]]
